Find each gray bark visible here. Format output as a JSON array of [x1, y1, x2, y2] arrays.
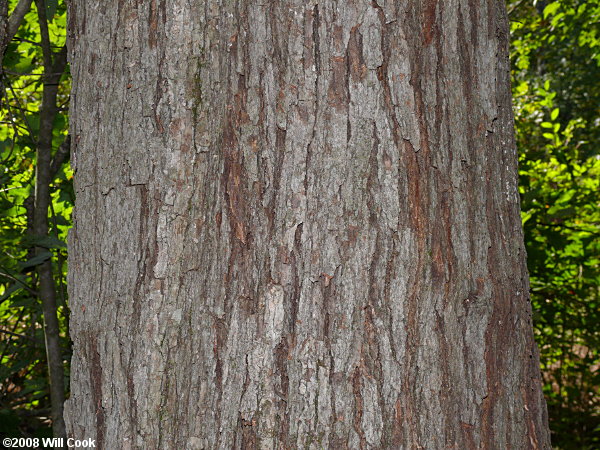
[[65, 1, 551, 449], [1, 0, 35, 69], [6, 0, 33, 45]]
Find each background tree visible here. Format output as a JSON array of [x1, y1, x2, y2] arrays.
[[64, 1, 549, 448], [509, 1, 600, 447]]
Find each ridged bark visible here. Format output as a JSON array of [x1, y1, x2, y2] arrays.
[[66, 1, 550, 448]]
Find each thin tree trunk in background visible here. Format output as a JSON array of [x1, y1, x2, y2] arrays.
[[66, 1, 551, 448], [34, 0, 68, 441]]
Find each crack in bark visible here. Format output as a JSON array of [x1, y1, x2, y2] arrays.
[[88, 335, 105, 450]]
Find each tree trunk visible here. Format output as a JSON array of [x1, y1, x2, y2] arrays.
[[65, 1, 550, 448], [0, 1, 7, 60], [34, 0, 69, 441]]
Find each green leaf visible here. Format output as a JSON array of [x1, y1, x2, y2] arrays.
[[551, 108, 559, 120], [542, 132, 555, 140], [556, 189, 576, 204], [21, 235, 67, 249], [18, 251, 53, 269], [547, 207, 576, 219], [551, 12, 565, 28], [541, 122, 553, 128], [543, 2, 561, 19], [516, 81, 529, 95], [8, 296, 39, 309]]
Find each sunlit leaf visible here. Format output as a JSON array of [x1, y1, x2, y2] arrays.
[[543, 2, 561, 19]]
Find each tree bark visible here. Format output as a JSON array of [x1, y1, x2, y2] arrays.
[[65, 1, 550, 448], [0, 1, 6, 58], [0, 0, 6, 101]]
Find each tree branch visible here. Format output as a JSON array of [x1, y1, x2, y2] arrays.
[[0, 269, 39, 297], [34, 0, 51, 68], [0, 329, 37, 341], [535, 221, 600, 237], [6, 0, 33, 45], [50, 135, 70, 177]]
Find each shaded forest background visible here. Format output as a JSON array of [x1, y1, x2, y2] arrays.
[[0, 0, 598, 448]]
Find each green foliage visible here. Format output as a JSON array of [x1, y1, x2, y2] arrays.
[[510, 0, 600, 447], [1, 0, 71, 438]]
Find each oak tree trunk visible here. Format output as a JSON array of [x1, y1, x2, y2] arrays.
[[65, 1, 551, 448]]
